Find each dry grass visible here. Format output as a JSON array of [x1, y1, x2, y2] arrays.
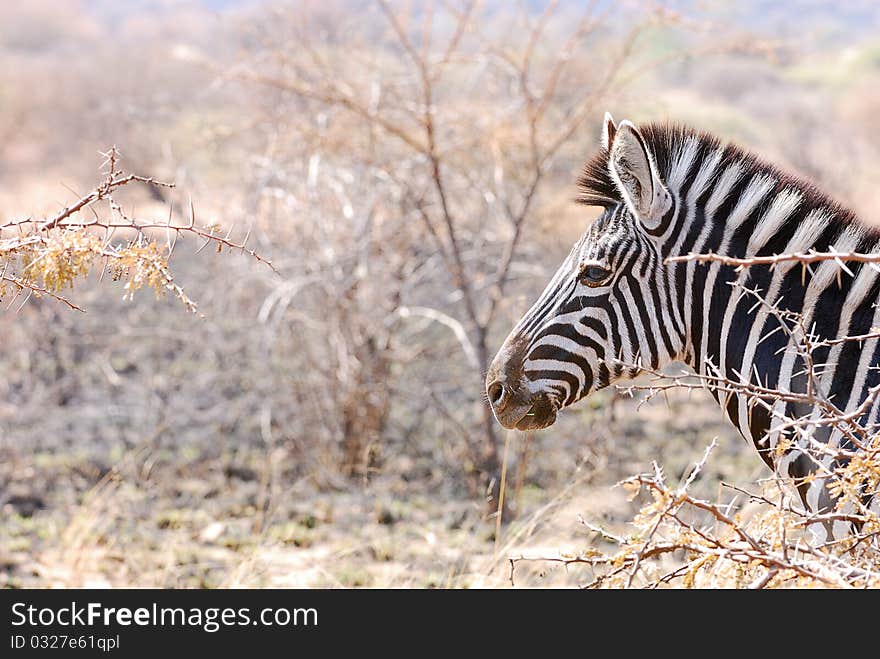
[[1, 384, 752, 588]]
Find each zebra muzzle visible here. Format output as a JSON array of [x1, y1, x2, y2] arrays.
[[512, 394, 557, 431], [486, 383, 557, 431]]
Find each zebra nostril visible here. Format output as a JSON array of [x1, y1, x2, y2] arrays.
[[487, 381, 507, 408]]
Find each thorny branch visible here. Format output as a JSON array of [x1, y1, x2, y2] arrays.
[[0, 147, 274, 313]]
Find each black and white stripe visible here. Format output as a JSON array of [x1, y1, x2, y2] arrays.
[[493, 115, 880, 532]]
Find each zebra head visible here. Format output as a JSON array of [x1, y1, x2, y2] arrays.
[[486, 114, 684, 430]]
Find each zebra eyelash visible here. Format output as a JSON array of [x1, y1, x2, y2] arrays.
[[576, 261, 612, 287]]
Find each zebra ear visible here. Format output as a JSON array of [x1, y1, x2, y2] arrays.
[[601, 112, 617, 150], [608, 120, 671, 230]]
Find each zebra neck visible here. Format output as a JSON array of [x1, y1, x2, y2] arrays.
[[657, 154, 878, 453]]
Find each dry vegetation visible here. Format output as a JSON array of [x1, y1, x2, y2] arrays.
[[1, 146, 272, 313], [2, 0, 880, 588]]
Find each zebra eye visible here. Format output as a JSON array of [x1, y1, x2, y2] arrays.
[[578, 265, 611, 286]]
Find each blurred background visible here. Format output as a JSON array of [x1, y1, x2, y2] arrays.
[[1, 0, 879, 587]]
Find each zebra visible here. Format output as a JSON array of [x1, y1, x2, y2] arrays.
[[485, 113, 879, 539]]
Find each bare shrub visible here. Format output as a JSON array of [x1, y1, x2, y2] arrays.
[[215, 0, 676, 502]]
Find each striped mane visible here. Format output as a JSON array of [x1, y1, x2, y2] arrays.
[[577, 122, 864, 234]]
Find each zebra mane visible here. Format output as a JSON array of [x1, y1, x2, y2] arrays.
[[577, 121, 861, 229]]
